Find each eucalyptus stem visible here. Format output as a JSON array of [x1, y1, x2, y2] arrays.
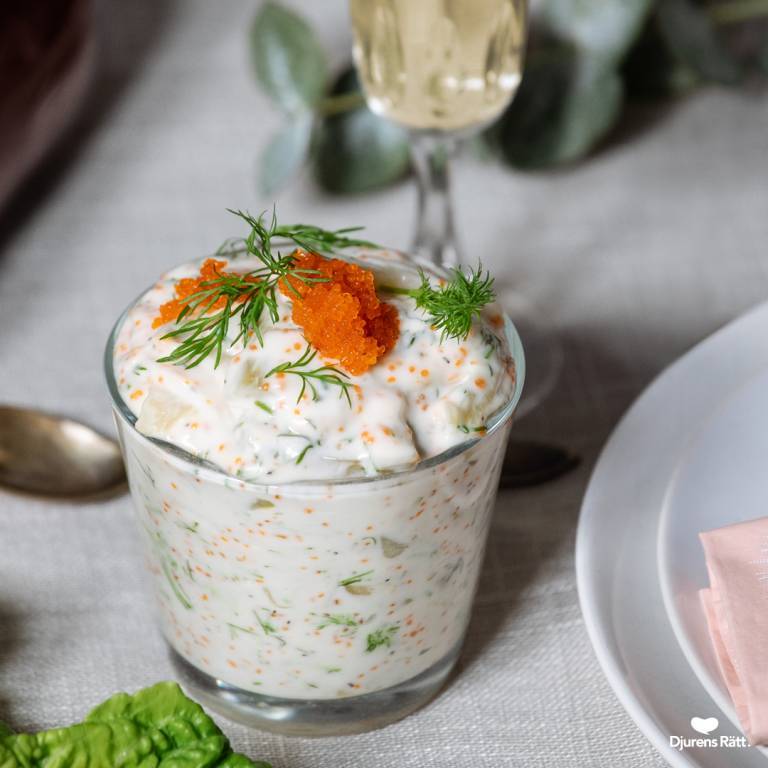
[[318, 91, 366, 117], [707, 0, 768, 24]]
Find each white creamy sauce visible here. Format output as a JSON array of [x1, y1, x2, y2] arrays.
[[114, 251, 514, 482]]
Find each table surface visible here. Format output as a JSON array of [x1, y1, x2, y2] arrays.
[[2, 1, 767, 766]]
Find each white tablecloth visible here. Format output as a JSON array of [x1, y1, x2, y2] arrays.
[[2, 1, 768, 766]]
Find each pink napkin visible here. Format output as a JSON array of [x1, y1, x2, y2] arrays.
[[700, 517, 768, 745]]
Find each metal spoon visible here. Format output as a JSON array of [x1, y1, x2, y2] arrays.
[[0, 406, 126, 498]]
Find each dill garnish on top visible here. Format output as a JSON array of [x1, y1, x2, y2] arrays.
[[381, 264, 496, 342], [264, 344, 352, 407], [155, 209, 376, 369], [153, 208, 496, 386]]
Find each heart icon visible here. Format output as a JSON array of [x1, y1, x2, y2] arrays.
[[691, 717, 719, 735]]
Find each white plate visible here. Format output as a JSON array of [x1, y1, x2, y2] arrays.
[[659, 368, 768, 746], [577, 301, 768, 767]]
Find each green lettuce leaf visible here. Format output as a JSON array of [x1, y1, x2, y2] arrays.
[[0, 682, 270, 768]]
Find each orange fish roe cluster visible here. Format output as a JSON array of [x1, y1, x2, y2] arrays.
[[279, 250, 399, 375], [153, 258, 234, 330]]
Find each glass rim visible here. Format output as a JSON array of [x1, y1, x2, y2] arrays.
[[104, 260, 525, 490]]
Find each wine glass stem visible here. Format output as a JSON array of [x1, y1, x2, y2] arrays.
[[410, 133, 461, 268]]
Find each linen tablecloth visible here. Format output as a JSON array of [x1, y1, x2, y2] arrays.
[[2, 1, 768, 765]]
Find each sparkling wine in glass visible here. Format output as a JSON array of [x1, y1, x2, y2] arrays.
[[350, 0, 527, 265]]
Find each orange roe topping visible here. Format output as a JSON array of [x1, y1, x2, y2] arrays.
[[279, 250, 399, 375], [153, 258, 234, 329], [153, 252, 399, 376]]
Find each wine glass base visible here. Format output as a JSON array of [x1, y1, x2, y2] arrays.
[[498, 289, 563, 418]]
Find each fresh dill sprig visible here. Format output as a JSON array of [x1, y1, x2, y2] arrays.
[[383, 264, 495, 342], [265, 344, 353, 407], [157, 209, 376, 369], [217, 208, 378, 257]]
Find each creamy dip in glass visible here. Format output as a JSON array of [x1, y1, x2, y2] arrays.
[[106, 247, 524, 734]]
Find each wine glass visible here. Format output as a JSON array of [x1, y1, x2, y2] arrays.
[[350, 0, 526, 265], [350, 0, 561, 413]]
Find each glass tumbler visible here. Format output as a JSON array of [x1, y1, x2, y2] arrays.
[[105, 300, 524, 736]]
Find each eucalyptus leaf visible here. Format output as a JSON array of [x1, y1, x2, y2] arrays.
[[314, 69, 410, 194], [491, 44, 623, 169], [657, 0, 743, 84], [540, 0, 654, 66], [622, 16, 700, 100], [259, 112, 314, 195], [251, 1, 328, 112]]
